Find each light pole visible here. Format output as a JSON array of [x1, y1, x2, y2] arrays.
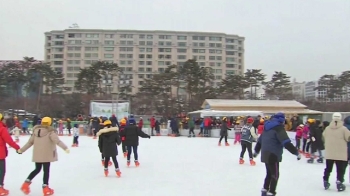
[[102, 74, 113, 116]]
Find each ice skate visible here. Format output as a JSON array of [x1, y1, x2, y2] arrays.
[[75, 144, 79, 147], [93, 136, 97, 139], [192, 134, 195, 137], [307, 158, 314, 163], [218, 142, 221, 146], [323, 181, 330, 190], [68, 134, 71, 136], [261, 188, 267, 196], [127, 160, 130, 167], [250, 159, 256, 166], [225, 142, 230, 146], [188, 135, 192, 138], [71, 144, 76, 147], [123, 152, 127, 158], [316, 157, 323, 163], [156, 133, 161, 136], [135, 160, 140, 167], [0, 186, 9, 196], [266, 192, 275, 196], [336, 181, 345, 191], [239, 158, 244, 164], [42, 185, 54, 196], [116, 169, 121, 177], [104, 168, 109, 177], [20, 181, 31, 195]]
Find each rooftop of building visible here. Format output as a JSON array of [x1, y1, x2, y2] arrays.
[[202, 99, 307, 108]]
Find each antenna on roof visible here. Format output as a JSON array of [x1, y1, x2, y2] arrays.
[[69, 23, 79, 29]]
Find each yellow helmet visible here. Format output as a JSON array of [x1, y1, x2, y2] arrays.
[[120, 118, 126, 125], [41, 117, 52, 126], [307, 118, 315, 123], [103, 120, 112, 126], [0, 113, 3, 120]]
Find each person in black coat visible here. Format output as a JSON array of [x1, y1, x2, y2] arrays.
[[218, 117, 231, 146], [97, 120, 122, 177], [119, 121, 150, 167], [307, 120, 325, 163]]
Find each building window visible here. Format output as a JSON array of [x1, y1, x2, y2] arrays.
[[138, 68, 144, 72], [215, 69, 222, 74], [119, 54, 126, 58], [104, 47, 114, 51], [226, 51, 235, 55], [146, 54, 152, 59], [68, 40, 82, 45], [85, 53, 98, 58], [226, 45, 234, 49], [159, 35, 172, 39], [146, 48, 152, 52], [120, 34, 133, 38], [105, 34, 114, 38], [209, 56, 215, 60], [139, 61, 145, 65], [85, 40, 99, 45], [209, 36, 222, 41], [127, 54, 133, 58], [119, 47, 133, 52], [139, 34, 145, 39], [192, 36, 205, 40], [177, 36, 187, 40], [68, 47, 81, 51], [226, 70, 235, 75], [192, 49, 205, 53], [158, 48, 171, 52], [104, 41, 114, 45], [177, 55, 187, 60], [104, 54, 114, 58], [226, 57, 235, 62], [53, 54, 63, 58], [139, 54, 145, 59], [177, 49, 187, 53], [85, 47, 98, 51], [216, 56, 222, 60], [86, 34, 99, 38], [53, 61, 63, 65], [158, 68, 164, 72], [177, 42, 187, 47], [139, 41, 145, 45], [146, 35, 153, 39], [146, 41, 153, 46], [67, 53, 81, 58], [146, 61, 152, 66], [158, 61, 164, 66], [68, 33, 82, 38], [226, 64, 235, 68], [146, 68, 152, 72], [226, 38, 234, 43]]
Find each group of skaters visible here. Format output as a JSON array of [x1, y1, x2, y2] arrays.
[[200, 112, 350, 195]]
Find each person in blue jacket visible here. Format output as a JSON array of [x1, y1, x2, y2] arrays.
[[22, 118, 29, 134], [253, 112, 301, 196], [343, 116, 350, 164], [199, 118, 204, 136]]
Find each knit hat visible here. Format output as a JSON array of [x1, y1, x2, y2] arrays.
[[273, 112, 285, 124], [332, 112, 342, 121]]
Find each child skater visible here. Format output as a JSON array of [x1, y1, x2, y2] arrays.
[[12, 125, 21, 143], [119, 118, 127, 158], [302, 120, 311, 156], [97, 120, 122, 177], [307, 120, 325, 163], [234, 119, 243, 144], [18, 117, 69, 196], [218, 117, 231, 146], [257, 118, 265, 136], [58, 120, 63, 136], [72, 124, 79, 147], [253, 112, 301, 196], [0, 113, 20, 196], [120, 118, 150, 167], [295, 124, 304, 152], [239, 117, 258, 165]]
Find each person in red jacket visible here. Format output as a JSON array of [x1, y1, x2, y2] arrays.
[[257, 118, 265, 135], [204, 117, 212, 137], [150, 116, 156, 136], [0, 113, 20, 195], [138, 117, 143, 129]]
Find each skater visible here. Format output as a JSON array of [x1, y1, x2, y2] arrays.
[[302, 120, 311, 156], [198, 118, 204, 136], [203, 117, 212, 137], [119, 118, 127, 158], [155, 119, 161, 136], [58, 120, 64, 136], [233, 120, 242, 145], [92, 117, 100, 139], [188, 117, 195, 137], [322, 112, 350, 191], [343, 117, 350, 165], [120, 118, 150, 167], [150, 116, 155, 136], [253, 112, 301, 196], [72, 124, 79, 147], [257, 118, 264, 136], [295, 124, 304, 152], [307, 120, 325, 163], [97, 120, 122, 177], [66, 118, 72, 136], [11, 125, 21, 143], [22, 118, 29, 135], [18, 116, 69, 196], [0, 113, 21, 195], [239, 117, 258, 165], [218, 117, 231, 146]]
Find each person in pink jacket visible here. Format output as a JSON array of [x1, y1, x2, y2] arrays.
[[295, 124, 304, 152], [302, 120, 312, 156]]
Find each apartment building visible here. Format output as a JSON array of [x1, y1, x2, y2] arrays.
[[44, 29, 245, 94]]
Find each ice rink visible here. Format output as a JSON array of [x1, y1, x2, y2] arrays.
[[5, 135, 349, 196]]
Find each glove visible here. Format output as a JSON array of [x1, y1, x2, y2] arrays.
[[65, 149, 70, 154], [253, 152, 259, 158], [297, 153, 301, 160], [16, 149, 22, 154], [311, 137, 315, 142]]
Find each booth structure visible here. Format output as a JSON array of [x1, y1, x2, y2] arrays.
[[201, 99, 322, 117]]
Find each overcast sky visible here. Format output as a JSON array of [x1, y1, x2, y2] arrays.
[[0, 0, 349, 82]]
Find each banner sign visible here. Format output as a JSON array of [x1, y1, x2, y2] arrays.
[[90, 102, 129, 118]]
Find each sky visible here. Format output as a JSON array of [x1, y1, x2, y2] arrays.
[[0, 0, 349, 82]]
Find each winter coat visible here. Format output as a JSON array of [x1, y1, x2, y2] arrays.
[[302, 125, 309, 139], [22, 119, 29, 128], [92, 117, 100, 130], [204, 118, 211, 127], [309, 123, 324, 153], [119, 125, 126, 141], [295, 126, 303, 138], [0, 122, 20, 159], [5, 118, 15, 128], [66, 120, 72, 129], [155, 120, 160, 131], [220, 122, 231, 136], [257, 119, 292, 163], [170, 118, 178, 130], [150, 117, 156, 128], [188, 120, 195, 129], [323, 121, 350, 161], [20, 125, 68, 162], [119, 125, 149, 146], [200, 121, 204, 128], [32, 116, 39, 127], [138, 119, 143, 129], [258, 124, 264, 135], [97, 127, 121, 157]]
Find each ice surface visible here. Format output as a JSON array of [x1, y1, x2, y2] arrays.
[[5, 135, 350, 196]]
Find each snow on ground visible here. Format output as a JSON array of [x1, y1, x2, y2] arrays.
[[5, 135, 350, 196]]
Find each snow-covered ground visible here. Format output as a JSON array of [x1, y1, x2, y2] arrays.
[[5, 135, 349, 196]]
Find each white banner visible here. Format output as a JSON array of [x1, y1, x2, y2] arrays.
[[90, 102, 129, 118]]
